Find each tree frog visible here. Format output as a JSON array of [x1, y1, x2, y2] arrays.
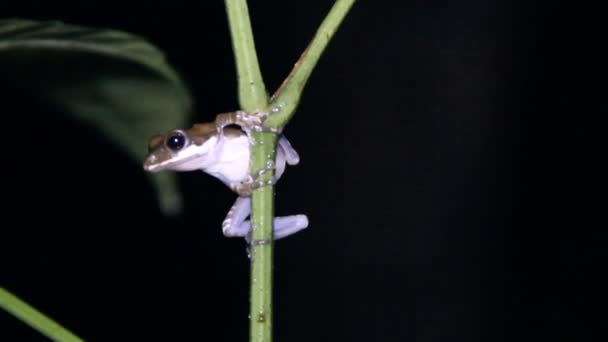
[[143, 111, 309, 242]]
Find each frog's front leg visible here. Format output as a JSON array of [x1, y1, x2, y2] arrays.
[[222, 196, 309, 241], [228, 135, 301, 197], [229, 160, 276, 197]]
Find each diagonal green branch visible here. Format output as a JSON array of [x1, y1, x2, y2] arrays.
[[0, 287, 84, 342], [264, 0, 356, 129]]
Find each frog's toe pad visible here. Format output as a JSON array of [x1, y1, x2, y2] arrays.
[[272, 214, 309, 240]]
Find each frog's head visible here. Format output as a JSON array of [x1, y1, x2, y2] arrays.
[[143, 123, 219, 172]]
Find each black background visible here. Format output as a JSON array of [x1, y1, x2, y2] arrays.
[[1, 1, 605, 341]]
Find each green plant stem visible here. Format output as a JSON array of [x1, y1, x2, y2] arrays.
[[264, 0, 356, 128], [225, 1, 354, 341], [225, 1, 274, 341], [0, 287, 84, 342], [248, 131, 277, 342], [224, 0, 268, 111]]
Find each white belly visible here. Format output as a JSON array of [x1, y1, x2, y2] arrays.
[[203, 135, 250, 186]]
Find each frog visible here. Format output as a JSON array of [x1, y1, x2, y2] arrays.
[[143, 111, 308, 242]]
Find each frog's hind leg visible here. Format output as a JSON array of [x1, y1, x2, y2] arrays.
[[222, 196, 309, 240], [222, 196, 252, 238], [267, 214, 309, 240]]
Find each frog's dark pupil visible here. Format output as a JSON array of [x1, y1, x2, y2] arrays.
[[166, 133, 186, 151]]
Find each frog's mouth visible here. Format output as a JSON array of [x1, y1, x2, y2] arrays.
[[143, 154, 186, 172], [143, 136, 220, 172], [143, 151, 213, 172]]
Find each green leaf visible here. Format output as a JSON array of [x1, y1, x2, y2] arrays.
[[0, 287, 84, 342], [0, 19, 192, 215]]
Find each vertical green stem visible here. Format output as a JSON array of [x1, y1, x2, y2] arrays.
[[224, 0, 268, 111], [249, 131, 277, 342], [0, 287, 84, 342], [225, 1, 274, 341], [225, 1, 354, 341]]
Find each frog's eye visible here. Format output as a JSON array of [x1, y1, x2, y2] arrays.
[[166, 132, 187, 151]]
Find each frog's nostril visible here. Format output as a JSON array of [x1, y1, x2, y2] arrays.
[[143, 155, 158, 171]]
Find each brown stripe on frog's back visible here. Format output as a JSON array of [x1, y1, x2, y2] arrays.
[[188, 123, 216, 138], [187, 123, 215, 145], [187, 122, 244, 145]]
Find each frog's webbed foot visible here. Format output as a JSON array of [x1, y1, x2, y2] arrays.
[[230, 160, 276, 196], [222, 196, 309, 241], [214, 110, 282, 134]]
